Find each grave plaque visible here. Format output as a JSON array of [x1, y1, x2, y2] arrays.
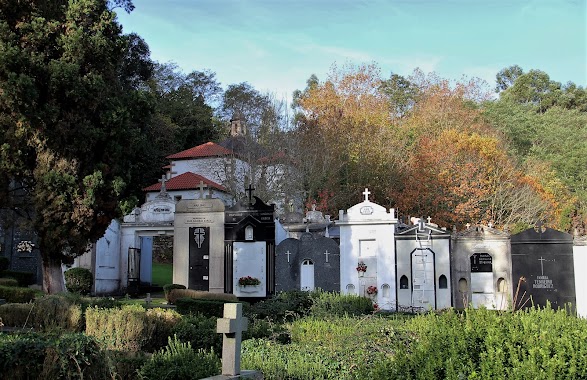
[[189, 226, 210, 290], [470, 253, 492, 272]]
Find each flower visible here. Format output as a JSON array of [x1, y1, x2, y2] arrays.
[[238, 276, 261, 286], [367, 285, 378, 295], [16, 240, 34, 253], [356, 261, 367, 272]]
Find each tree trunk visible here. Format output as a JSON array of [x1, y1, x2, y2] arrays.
[[42, 254, 65, 294]]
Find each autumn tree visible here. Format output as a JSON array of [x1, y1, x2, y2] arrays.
[[0, 0, 152, 293]]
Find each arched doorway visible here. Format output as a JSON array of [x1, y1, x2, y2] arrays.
[[300, 259, 315, 291]]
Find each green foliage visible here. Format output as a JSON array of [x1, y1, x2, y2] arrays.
[[144, 308, 183, 352], [0, 303, 34, 328], [0, 257, 9, 271], [0, 278, 18, 287], [138, 335, 220, 380], [171, 314, 222, 353], [168, 288, 237, 305], [64, 267, 93, 295], [0, 332, 112, 380], [30, 295, 83, 332], [163, 283, 186, 303], [309, 291, 374, 318], [174, 298, 232, 318], [0, 285, 35, 303], [247, 290, 315, 322], [109, 351, 148, 380], [0, 270, 35, 287]]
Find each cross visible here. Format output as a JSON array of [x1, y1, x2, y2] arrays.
[[285, 250, 292, 263], [363, 188, 371, 202], [538, 256, 546, 276], [535, 220, 545, 233], [158, 175, 167, 193], [216, 303, 248, 376], [245, 184, 255, 204], [324, 250, 330, 263], [197, 181, 206, 199], [427, 216, 432, 224], [466, 223, 471, 229], [488, 221, 494, 228]]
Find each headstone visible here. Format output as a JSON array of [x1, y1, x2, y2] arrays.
[[216, 303, 248, 376], [173, 198, 225, 292], [337, 188, 397, 310], [396, 219, 451, 311], [511, 226, 575, 310], [275, 233, 340, 292], [451, 225, 512, 310], [225, 194, 275, 297]]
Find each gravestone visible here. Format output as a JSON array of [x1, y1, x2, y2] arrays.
[[174, 195, 225, 293], [225, 187, 275, 297], [511, 225, 575, 310], [275, 232, 340, 292], [574, 236, 587, 318], [451, 225, 512, 310], [338, 188, 397, 310], [395, 218, 451, 311]]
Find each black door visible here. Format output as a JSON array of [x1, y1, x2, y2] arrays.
[[189, 227, 210, 290]]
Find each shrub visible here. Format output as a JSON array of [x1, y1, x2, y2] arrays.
[[109, 351, 149, 380], [0, 270, 35, 286], [0, 332, 49, 379], [64, 267, 93, 295], [163, 284, 186, 303], [174, 298, 232, 318], [167, 289, 238, 305], [144, 308, 183, 352], [247, 290, 314, 322], [0, 285, 36, 303], [0, 257, 9, 271], [86, 304, 154, 352], [31, 294, 83, 332], [172, 315, 222, 353], [0, 278, 18, 287], [0, 303, 34, 328], [138, 336, 220, 380], [309, 291, 374, 318]]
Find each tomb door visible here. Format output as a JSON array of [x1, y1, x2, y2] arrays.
[[139, 236, 153, 284], [189, 227, 210, 291], [233, 241, 266, 297], [470, 253, 494, 309], [411, 249, 435, 309], [300, 259, 315, 291]]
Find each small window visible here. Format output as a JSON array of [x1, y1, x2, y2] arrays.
[[382, 284, 391, 298], [458, 278, 468, 293], [400, 275, 409, 289], [245, 225, 254, 241], [497, 277, 507, 293], [346, 284, 356, 295], [174, 195, 182, 202], [439, 275, 448, 289]]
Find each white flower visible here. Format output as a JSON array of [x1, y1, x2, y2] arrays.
[[16, 240, 34, 253]]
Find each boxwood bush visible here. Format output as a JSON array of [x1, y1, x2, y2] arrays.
[[163, 283, 186, 303], [0, 285, 36, 303], [174, 298, 234, 318], [64, 267, 93, 295]]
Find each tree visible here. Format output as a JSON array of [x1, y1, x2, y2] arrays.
[[0, 0, 152, 293], [495, 64, 523, 92], [379, 72, 421, 118]]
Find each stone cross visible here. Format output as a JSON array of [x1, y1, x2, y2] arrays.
[[158, 175, 167, 193], [245, 184, 255, 204], [363, 188, 371, 202], [198, 181, 206, 199], [285, 250, 292, 263], [217, 303, 248, 376], [427, 216, 432, 224], [488, 221, 494, 228], [466, 223, 471, 230], [324, 250, 330, 263]]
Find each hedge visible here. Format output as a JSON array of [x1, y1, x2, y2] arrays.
[[0, 285, 35, 303], [0, 295, 83, 331], [167, 288, 238, 305], [0, 270, 35, 287], [174, 298, 235, 318]]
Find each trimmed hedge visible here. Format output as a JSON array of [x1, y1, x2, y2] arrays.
[[85, 304, 182, 353], [0, 294, 83, 331], [0, 278, 18, 287], [167, 288, 238, 305], [0, 285, 35, 303], [0, 303, 34, 327], [0, 270, 35, 286], [309, 291, 374, 318], [163, 283, 186, 303], [64, 267, 93, 295], [174, 298, 235, 318]]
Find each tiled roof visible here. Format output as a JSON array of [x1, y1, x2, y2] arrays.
[[143, 172, 226, 192], [166, 142, 234, 160]]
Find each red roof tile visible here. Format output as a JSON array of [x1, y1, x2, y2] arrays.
[[143, 172, 226, 192], [166, 142, 233, 160]]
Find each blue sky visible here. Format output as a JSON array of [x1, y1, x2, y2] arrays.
[[116, 0, 586, 99]]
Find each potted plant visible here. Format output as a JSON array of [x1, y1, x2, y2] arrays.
[[367, 285, 378, 296], [356, 261, 367, 277], [238, 276, 261, 287]]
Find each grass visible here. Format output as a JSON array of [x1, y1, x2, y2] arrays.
[[152, 262, 172, 287]]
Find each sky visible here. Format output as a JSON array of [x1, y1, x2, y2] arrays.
[[116, 0, 586, 100]]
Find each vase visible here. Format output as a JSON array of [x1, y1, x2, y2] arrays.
[[239, 285, 260, 293], [358, 271, 364, 277]]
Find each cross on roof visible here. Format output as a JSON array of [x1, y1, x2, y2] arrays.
[[245, 184, 255, 204], [197, 181, 206, 199], [158, 175, 167, 193], [217, 303, 248, 376], [363, 188, 371, 202]]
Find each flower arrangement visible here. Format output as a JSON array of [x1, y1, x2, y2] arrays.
[[238, 276, 261, 286], [356, 261, 367, 272], [367, 285, 378, 295], [16, 240, 34, 253]]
